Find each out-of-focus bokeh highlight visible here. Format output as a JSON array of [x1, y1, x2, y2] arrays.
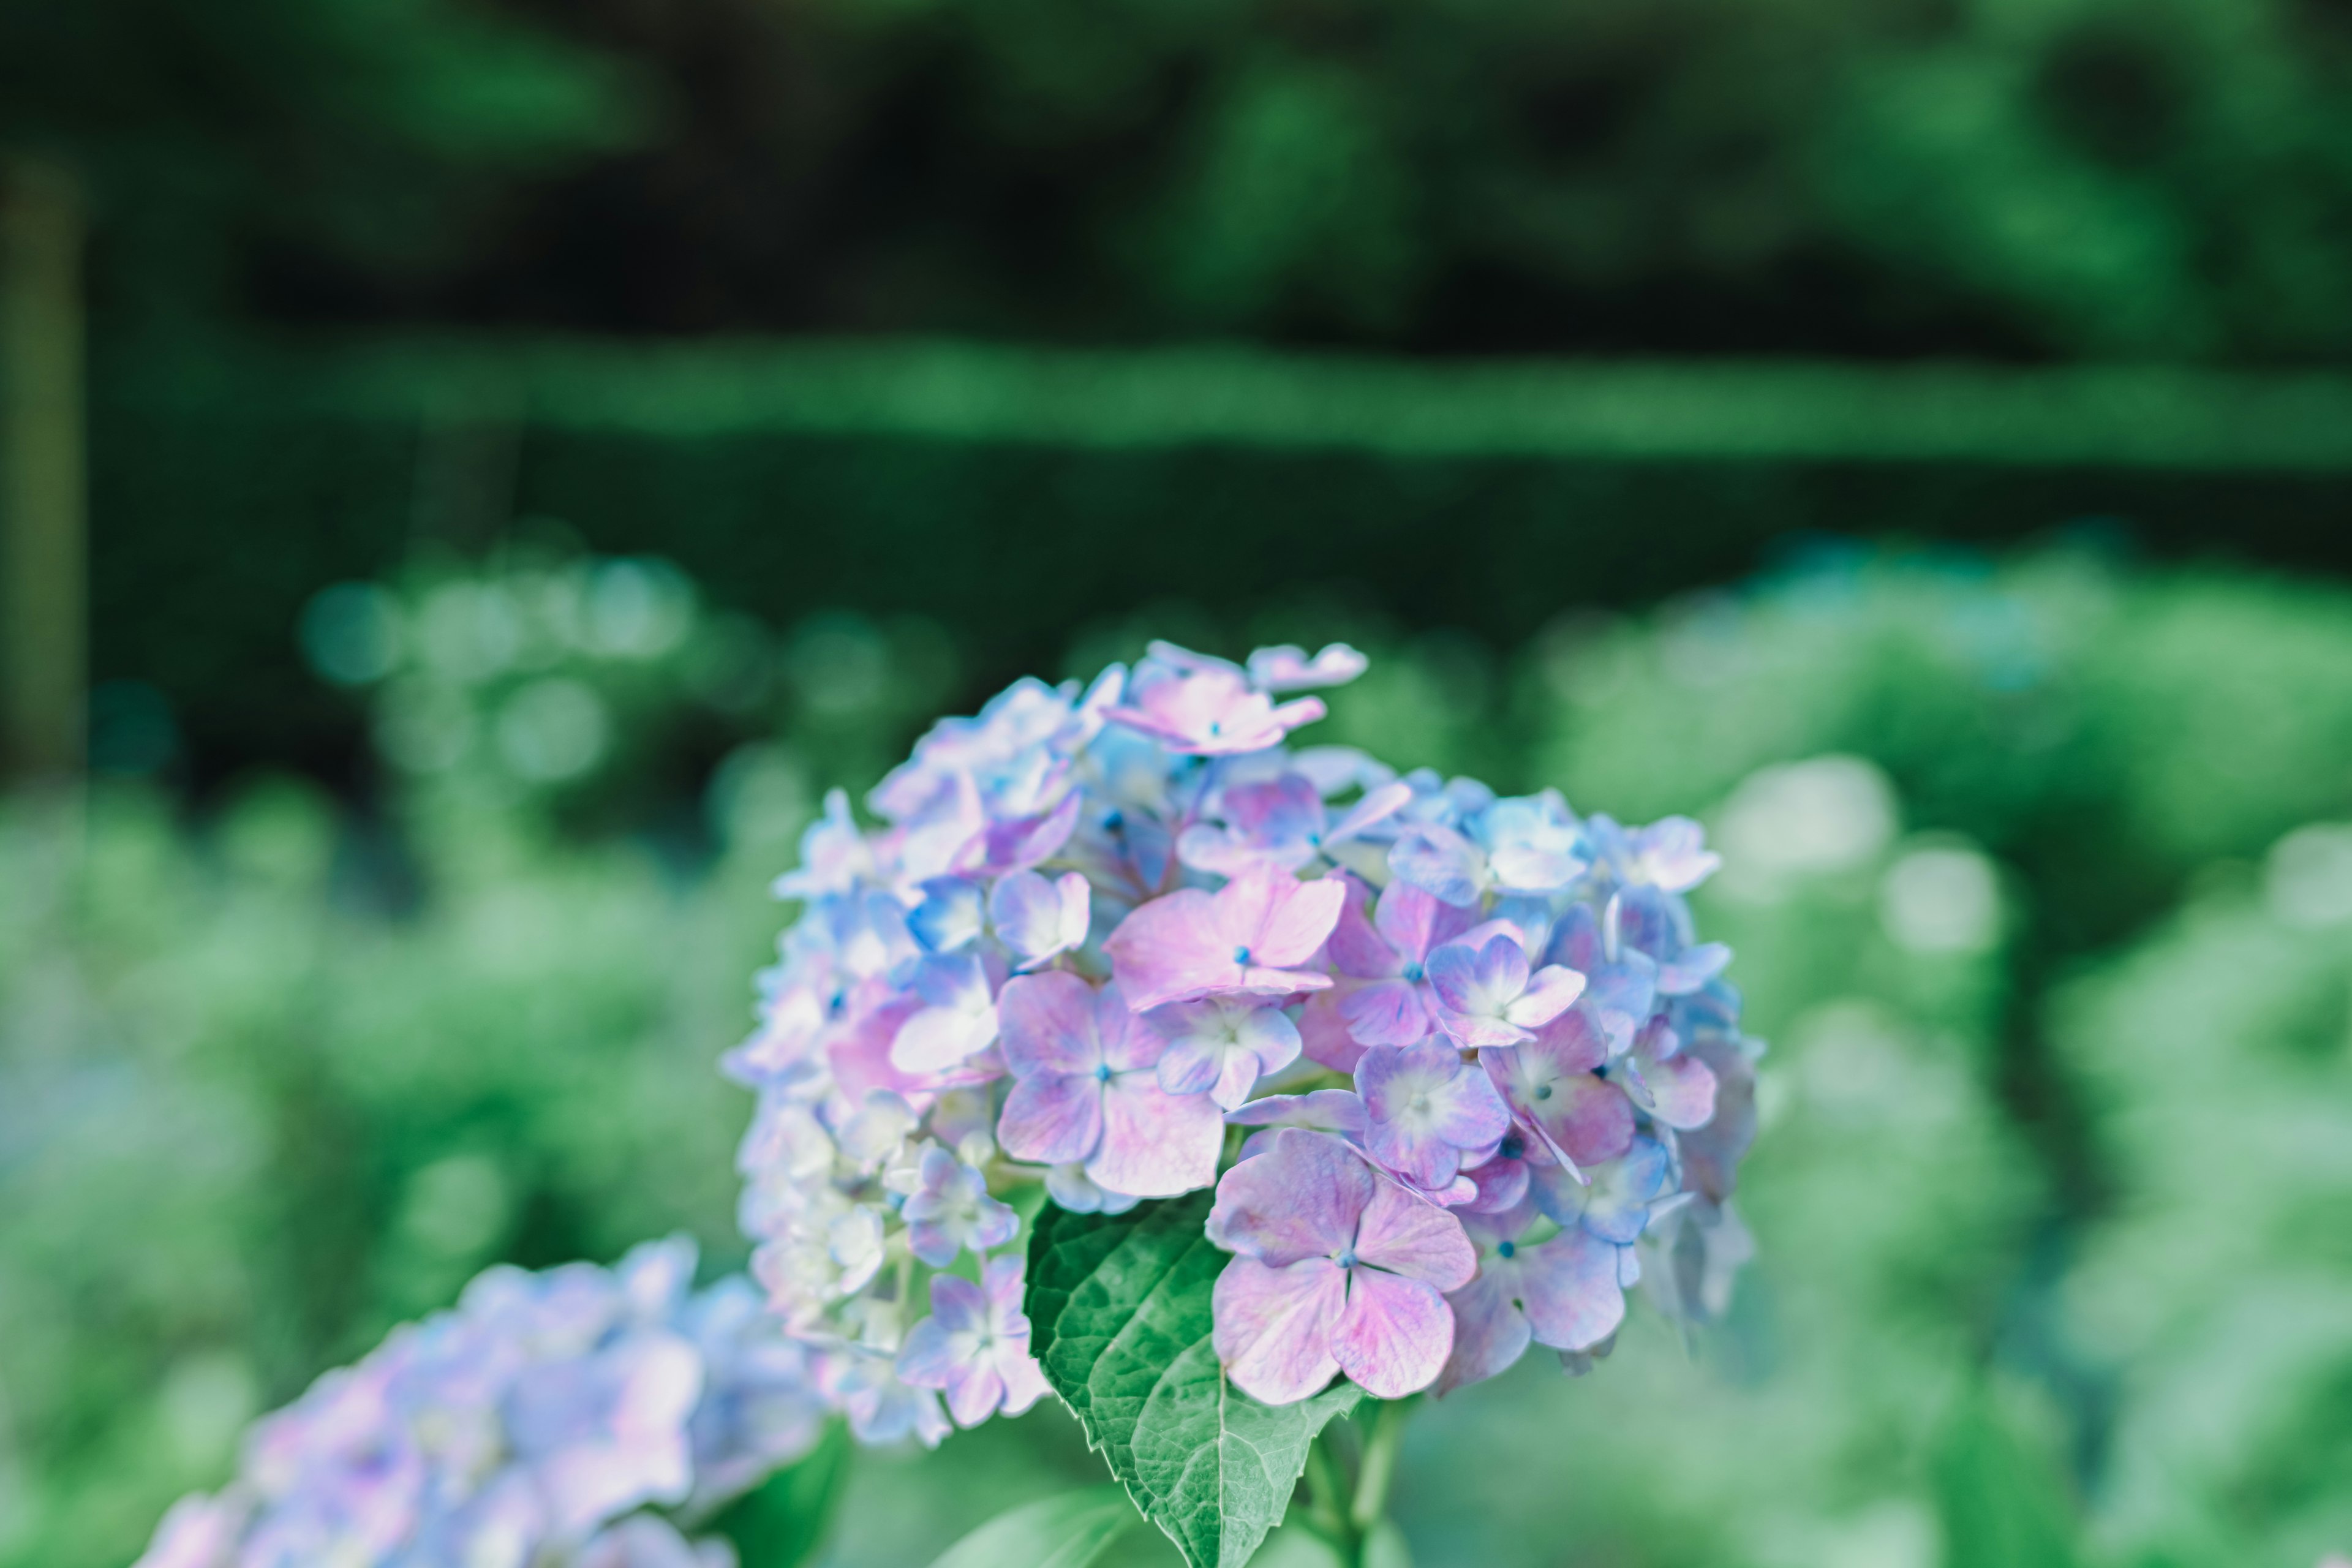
[[6, 4, 2352, 1566]]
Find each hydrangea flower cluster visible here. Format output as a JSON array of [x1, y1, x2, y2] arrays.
[[134, 1240, 827, 1568], [726, 640, 1762, 1418]]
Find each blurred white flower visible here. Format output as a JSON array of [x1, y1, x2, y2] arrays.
[[1714, 755, 1898, 899], [2264, 823, 2352, 929], [1879, 844, 2002, 954]]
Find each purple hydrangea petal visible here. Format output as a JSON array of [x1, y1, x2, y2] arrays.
[[1657, 941, 1733, 997], [1325, 875, 1402, 979], [996, 973, 1101, 1077], [1224, 1089, 1369, 1134], [908, 877, 986, 953], [1246, 642, 1369, 692], [1154, 1034, 1227, 1099], [1505, 965, 1586, 1029], [1332, 1268, 1453, 1398], [1214, 864, 1348, 971], [1090, 1073, 1224, 1197], [1205, 1128, 1368, 1264], [1340, 979, 1431, 1047], [1351, 1172, 1478, 1289], [1298, 985, 1371, 1073], [1324, 778, 1413, 845], [1388, 824, 1487, 908], [1515, 1228, 1626, 1352], [1375, 880, 1477, 966], [989, 870, 1090, 968], [998, 1074, 1104, 1166], [1629, 1047, 1719, 1131], [1212, 1257, 1346, 1405], [1433, 1267, 1532, 1396]]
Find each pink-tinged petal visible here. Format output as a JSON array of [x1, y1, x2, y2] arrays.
[[929, 1271, 989, 1333], [1340, 979, 1431, 1047], [1332, 1270, 1453, 1398], [1206, 1128, 1369, 1263], [1298, 985, 1370, 1073], [944, 1363, 1006, 1427], [1505, 965, 1586, 1028], [989, 870, 1080, 965], [1427, 1060, 1510, 1150], [1515, 1229, 1626, 1351], [1091, 1074, 1224, 1197], [1657, 941, 1732, 996], [1155, 1035, 1226, 1098], [1226, 774, 1324, 844], [1325, 779, 1413, 844], [997, 972, 1102, 1077], [1461, 1156, 1530, 1214], [1217, 865, 1346, 968], [1434, 1270, 1532, 1395], [1247, 642, 1368, 693], [1104, 889, 1232, 1011], [895, 1319, 960, 1388], [892, 1004, 996, 1073], [1213, 1257, 1346, 1406], [1095, 982, 1166, 1074], [964, 792, 1084, 875], [1388, 824, 1486, 908], [982, 1254, 1030, 1320], [1547, 1075, 1637, 1166], [1267, 695, 1328, 733], [1677, 1034, 1758, 1203], [1325, 875, 1401, 979], [1528, 1006, 1610, 1074], [1210, 1048, 1262, 1111], [1225, 1090, 1369, 1135], [1631, 1049, 1719, 1131], [827, 995, 923, 1103], [1376, 880, 1477, 965], [998, 1074, 1103, 1166], [1425, 937, 1520, 1019], [1433, 1007, 1532, 1050], [1352, 1176, 1477, 1289], [992, 1344, 1052, 1417]]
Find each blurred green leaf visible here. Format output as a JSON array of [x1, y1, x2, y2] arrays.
[[1934, 1390, 2082, 1568], [925, 1487, 1138, 1568], [710, 1420, 853, 1568], [1026, 1194, 1360, 1568]]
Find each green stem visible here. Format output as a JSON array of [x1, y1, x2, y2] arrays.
[[1349, 1397, 1412, 1537], [1303, 1431, 1350, 1545]]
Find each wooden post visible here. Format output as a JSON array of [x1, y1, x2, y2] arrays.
[[0, 156, 87, 785]]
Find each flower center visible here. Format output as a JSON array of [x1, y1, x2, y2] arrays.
[[1094, 1063, 1113, 1083], [1496, 1239, 1517, 1259], [1402, 962, 1424, 982], [1534, 1083, 1553, 1101], [1232, 946, 1253, 965], [1334, 1250, 1358, 1270]]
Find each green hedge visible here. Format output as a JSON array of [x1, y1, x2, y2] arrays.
[[90, 336, 2352, 783]]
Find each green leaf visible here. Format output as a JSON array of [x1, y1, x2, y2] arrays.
[[1027, 1192, 1362, 1568], [1932, 1389, 2081, 1568], [707, 1419, 853, 1568], [925, 1487, 1140, 1568]]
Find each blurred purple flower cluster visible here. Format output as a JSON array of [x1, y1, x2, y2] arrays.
[[728, 639, 1762, 1417], [135, 1240, 826, 1568]]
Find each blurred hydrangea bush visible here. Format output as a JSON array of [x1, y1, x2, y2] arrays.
[[8, 543, 2352, 1568]]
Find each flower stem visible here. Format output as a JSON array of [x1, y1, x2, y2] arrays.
[[1303, 1430, 1350, 1544], [1349, 1396, 1412, 1536]]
